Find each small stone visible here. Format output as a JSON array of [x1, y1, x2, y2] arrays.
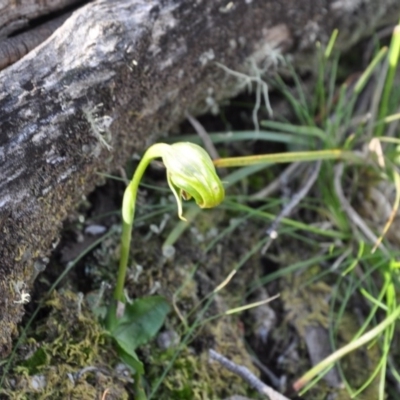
[[84, 224, 107, 235], [157, 330, 180, 350], [31, 375, 46, 391]]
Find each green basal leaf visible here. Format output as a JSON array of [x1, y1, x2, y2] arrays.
[[116, 343, 144, 374], [112, 296, 170, 348], [109, 296, 170, 372]]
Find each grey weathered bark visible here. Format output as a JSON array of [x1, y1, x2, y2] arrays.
[[0, 0, 81, 37], [0, 13, 71, 70], [0, 0, 399, 357]]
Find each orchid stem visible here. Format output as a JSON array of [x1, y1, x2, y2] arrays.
[[114, 144, 166, 302], [113, 164, 144, 302]]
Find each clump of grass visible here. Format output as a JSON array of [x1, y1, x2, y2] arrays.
[[238, 24, 400, 398], [159, 22, 400, 399]]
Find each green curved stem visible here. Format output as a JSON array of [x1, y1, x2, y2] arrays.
[[114, 143, 168, 302]]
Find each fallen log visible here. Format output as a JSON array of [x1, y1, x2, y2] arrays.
[[0, 0, 398, 357]]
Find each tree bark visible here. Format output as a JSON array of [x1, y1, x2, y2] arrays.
[[0, 0, 81, 38], [0, 0, 398, 356]]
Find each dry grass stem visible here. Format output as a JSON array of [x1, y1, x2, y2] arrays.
[[186, 112, 221, 160], [250, 161, 306, 200], [333, 162, 389, 256], [209, 349, 290, 400], [101, 388, 110, 400], [366, 60, 389, 140], [262, 160, 321, 254], [250, 356, 282, 389]]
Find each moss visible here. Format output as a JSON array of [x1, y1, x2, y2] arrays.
[[1, 290, 129, 400], [281, 265, 332, 336], [147, 344, 260, 400]]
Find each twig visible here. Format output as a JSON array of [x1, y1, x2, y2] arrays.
[[118, 165, 129, 185], [186, 111, 228, 177], [268, 161, 321, 235], [330, 246, 352, 271], [262, 160, 321, 254], [186, 112, 220, 160], [209, 349, 291, 400], [333, 162, 389, 257], [250, 356, 282, 390], [250, 161, 305, 200]]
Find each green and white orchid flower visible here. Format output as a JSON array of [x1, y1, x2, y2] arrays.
[[161, 142, 225, 220]]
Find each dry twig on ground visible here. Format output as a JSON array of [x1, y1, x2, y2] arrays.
[[209, 349, 291, 400]]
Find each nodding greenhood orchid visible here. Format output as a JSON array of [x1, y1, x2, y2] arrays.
[[122, 142, 224, 225], [111, 142, 225, 398], [161, 142, 225, 220], [117, 142, 224, 302]]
